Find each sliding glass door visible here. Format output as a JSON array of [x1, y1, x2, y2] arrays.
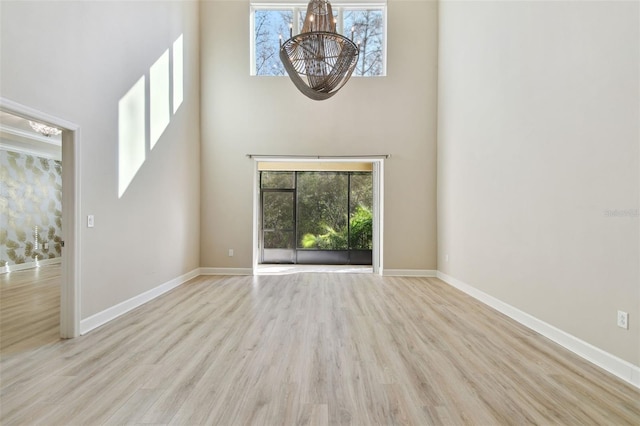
[[261, 173, 296, 264], [260, 170, 373, 265]]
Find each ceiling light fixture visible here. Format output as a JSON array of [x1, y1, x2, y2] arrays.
[[29, 121, 62, 137], [279, 0, 359, 101]]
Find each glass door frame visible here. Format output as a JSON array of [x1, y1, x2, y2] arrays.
[[251, 156, 385, 274], [260, 187, 296, 264]]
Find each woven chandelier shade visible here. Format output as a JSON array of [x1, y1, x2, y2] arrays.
[[280, 0, 359, 101]]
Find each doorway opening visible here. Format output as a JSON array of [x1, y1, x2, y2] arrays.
[[0, 98, 80, 339], [252, 158, 384, 274]]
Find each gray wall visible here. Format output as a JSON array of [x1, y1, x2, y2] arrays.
[[0, 1, 202, 319], [199, 0, 439, 272], [437, 1, 639, 365]]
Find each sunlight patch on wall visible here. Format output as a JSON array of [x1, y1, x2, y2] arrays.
[[173, 34, 184, 114], [118, 76, 146, 198], [117, 34, 184, 198], [150, 49, 170, 149]]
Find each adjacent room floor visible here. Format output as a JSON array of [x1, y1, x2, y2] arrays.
[[0, 264, 60, 355], [1, 268, 639, 424]]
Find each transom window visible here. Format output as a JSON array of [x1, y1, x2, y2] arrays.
[[250, 2, 386, 77]]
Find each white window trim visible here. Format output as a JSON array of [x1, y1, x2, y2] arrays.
[[252, 1, 386, 6], [250, 1, 387, 77]]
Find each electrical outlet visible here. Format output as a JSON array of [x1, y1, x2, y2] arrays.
[[87, 215, 94, 228], [617, 311, 628, 330], [445, 254, 449, 262], [228, 249, 234, 257]]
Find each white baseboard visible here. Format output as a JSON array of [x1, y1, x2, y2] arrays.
[[199, 267, 253, 276], [436, 271, 640, 389], [0, 257, 61, 274], [383, 269, 437, 277], [80, 268, 200, 335]]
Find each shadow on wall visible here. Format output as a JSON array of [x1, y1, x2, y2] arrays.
[[118, 34, 184, 198]]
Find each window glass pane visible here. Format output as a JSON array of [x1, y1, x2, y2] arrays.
[[262, 192, 294, 230], [297, 172, 348, 250], [255, 9, 293, 76], [264, 230, 295, 249], [298, 8, 337, 30], [252, 4, 385, 77], [261, 171, 295, 189], [344, 9, 384, 76], [349, 173, 373, 249]]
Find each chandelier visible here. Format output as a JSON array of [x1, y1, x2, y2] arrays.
[[29, 121, 61, 137], [279, 0, 359, 101]]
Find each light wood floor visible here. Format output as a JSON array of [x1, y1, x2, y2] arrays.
[[0, 264, 60, 355], [1, 269, 639, 425]]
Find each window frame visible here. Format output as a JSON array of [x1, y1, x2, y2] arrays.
[[250, 1, 387, 77]]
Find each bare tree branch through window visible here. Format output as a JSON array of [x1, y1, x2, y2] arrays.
[[252, 4, 385, 77]]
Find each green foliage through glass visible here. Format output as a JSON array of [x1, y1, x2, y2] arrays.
[[260, 170, 372, 252]]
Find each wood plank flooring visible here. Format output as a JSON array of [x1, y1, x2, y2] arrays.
[[1, 270, 639, 425], [0, 264, 60, 355]]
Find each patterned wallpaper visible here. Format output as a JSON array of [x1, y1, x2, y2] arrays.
[[0, 149, 63, 268]]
